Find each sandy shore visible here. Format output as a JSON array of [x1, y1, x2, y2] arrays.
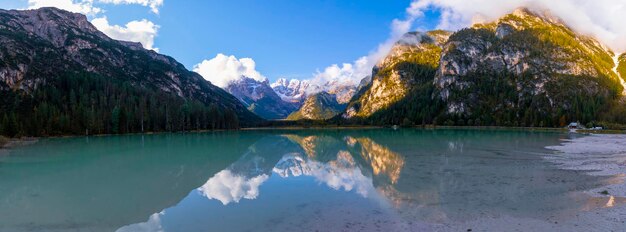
[[546, 134, 626, 198]]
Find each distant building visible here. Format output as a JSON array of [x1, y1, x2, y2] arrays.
[[568, 122, 582, 129]]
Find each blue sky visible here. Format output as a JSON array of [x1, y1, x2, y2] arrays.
[[2, 1, 625, 85], [0, 0, 442, 82], [153, 0, 439, 79]]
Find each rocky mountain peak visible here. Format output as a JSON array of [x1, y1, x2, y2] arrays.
[[344, 30, 446, 119], [226, 76, 299, 119], [271, 78, 310, 103], [340, 7, 625, 127], [0, 7, 262, 129], [287, 91, 346, 120], [0, 7, 107, 48]]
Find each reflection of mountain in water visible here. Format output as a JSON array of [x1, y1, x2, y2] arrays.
[[120, 130, 624, 231], [273, 151, 373, 197], [196, 136, 298, 205], [196, 134, 405, 205], [282, 134, 345, 159], [346, 136, 405, 184]]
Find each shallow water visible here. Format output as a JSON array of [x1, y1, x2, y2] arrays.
[[0, 129, 624, 231]]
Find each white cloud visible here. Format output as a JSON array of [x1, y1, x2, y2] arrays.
[[408, 0, 626, 53], [305, 0, 626, 95], [26, 0, 163, 50], [273, 152, 374, 198], [197, 170, 269, 205], [307, 57, 368, 92], [92, 17, 159, 51], [116, 212, 165, 232], [193, 54, 267, 88], [27, 0, 164, 15], [98, 0, 163, 14], [305, 2, 424, 95], [27, 0, 102, 15]]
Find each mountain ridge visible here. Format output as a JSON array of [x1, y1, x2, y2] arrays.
[[225, 77, 299, 119], [287, 92, 346, 120], [0, 7, 261, 136], [340, 7, 625, 127]]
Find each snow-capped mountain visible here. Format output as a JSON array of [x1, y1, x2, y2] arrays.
[[271, 77, 364, 105], [225, 77, 299, 119], [271, 78, 310, 103], [305, 79, 359, 104]]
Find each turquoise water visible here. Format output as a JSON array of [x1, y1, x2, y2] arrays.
[[0, 129, 621, 231]]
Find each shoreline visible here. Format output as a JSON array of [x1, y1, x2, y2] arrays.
[[3, 125, 624, 141], [546, 133, 626, 198], [0, 136, 38, 152]]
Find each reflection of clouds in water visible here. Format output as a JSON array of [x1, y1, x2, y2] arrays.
[[116, 212, 165, 232], [196, 136, 405, 205], [273, 151, 374, 197], [448, 141, 463, 152], [197, 170, 269, 205]]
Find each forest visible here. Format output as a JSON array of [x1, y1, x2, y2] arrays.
[[0, 72, 240, 137]]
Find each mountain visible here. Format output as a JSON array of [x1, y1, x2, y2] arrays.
[[344, 30, 451, 121], [271, 78, 309, 103], [614, 54, 626, 92], [272, 77, 362, 105], [306, 80, 358, 104], [0, 7, 261, 137], [343, 8, 625, 127], [287, 92, 346, 120], [225, 77, 299, 119]]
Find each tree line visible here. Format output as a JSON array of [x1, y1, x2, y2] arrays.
[[0, 72, 240, 137]]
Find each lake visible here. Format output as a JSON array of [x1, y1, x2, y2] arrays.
[[0, 129, 624, 231]]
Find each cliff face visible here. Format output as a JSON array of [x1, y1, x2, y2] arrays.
[[436, 8, 620, 115], [343, 8, 624, 127], [344, 30, 451, 119], [618, 54, 626, 95]]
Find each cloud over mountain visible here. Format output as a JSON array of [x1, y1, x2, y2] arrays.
[[194, 54, 267, 88], [92, 17, 159, 51], [308, 0, 626, 98], [307, 1, 426, 95], [409, 0, 626, 52], [26, 0, 163, 50], [27, 0, 102, 15]]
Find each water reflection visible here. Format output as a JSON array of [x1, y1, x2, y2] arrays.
[[272, 151, 373, 197], [196, 135, 389, 203], [119, 130, 626, 231], [1, 129, 624, 231], [347, 136, 404, 184]]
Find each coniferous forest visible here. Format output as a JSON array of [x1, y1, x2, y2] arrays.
[[0, 72, 240, 137]]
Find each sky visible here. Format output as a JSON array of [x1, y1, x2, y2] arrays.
[[1, 0, 625, 89]]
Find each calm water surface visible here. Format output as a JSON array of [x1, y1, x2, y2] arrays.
[[0, 129, 622, 231]]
